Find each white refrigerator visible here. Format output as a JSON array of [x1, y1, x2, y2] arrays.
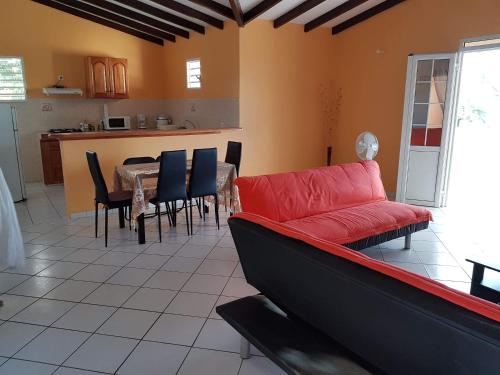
[[0, 104, 26, 202]]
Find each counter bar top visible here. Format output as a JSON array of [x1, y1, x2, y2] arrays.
[[46, 128, 242, 141]]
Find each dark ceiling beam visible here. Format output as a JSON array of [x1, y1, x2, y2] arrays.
[[273, 0, 327, 28], [84, 0, 189, 38], [332, 0, 406, 34], [53, 0, 176, 42], [243, 0, 282, 25], [150, 0, 224, 29], [228, 0, 244, 27], [304, 0, 369, 32], [187, 0, 234, 20], [116, 0, 205, 34], [32, 0, 164, 45]]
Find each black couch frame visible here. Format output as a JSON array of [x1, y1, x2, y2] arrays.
[[229, 217, 500, 374]]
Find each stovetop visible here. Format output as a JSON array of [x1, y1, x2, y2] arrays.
[[49, 128, 83, 133]]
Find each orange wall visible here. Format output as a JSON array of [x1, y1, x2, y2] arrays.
[[330, 0, 500, 192], [239, 21, 333, 175], [164, 23, 239, 99], [60, 20, 334, 215], [0, 0, 239, 100], [0, 0, 167, 98]]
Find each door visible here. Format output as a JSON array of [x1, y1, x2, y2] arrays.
[[86, 57, 110, 98], [0, 104, 25, 202], [108, 58, 129, 98], [396, 54, 458, 207]]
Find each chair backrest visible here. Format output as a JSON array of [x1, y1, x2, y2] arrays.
[[86, 151, 109, 204], [224, 141, 242, 176], [123, 156, 156, 165], [157, 150, 187, 202], [189, 148, 217, 198]]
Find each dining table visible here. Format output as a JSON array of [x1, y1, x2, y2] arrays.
[[114, 160, 239, 244]]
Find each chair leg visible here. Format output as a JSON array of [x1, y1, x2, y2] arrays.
[[165, 203, 172, 227], [196, 198, 202, 218], [105, 207, 109, 248], [95, 201, 98, 238], [157, 203, 162, 243], [189, 199, 193, 235], [214, 194, 220, 230], [173, 201, 177, 227], [202, 197, 206, 221], [184, 199, 190, 236]]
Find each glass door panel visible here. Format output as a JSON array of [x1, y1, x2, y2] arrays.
[[410, 59, 450, 147]]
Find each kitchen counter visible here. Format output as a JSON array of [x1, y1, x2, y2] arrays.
[[55, 126, 244, 217], [46, 128, 241, 141]]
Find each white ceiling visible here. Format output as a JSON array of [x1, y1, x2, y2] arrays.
[[124, 0, 388, 28]]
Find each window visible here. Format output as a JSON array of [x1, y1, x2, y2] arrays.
[[0, 57, 26, 101], [186, 59, 201, 89], [461, 35, 500, 52]]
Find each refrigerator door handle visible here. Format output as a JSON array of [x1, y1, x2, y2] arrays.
[[11, 105, 27, 200]]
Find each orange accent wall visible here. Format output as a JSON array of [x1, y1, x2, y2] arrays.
[[239, 21, 333, 175], [0, 0, 166, 98], [163, 23, 239, 99], [330, 0, 500, 192]]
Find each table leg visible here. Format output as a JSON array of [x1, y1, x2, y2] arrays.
[[138, 213, 145, 244], [118, 207, 125, 229]]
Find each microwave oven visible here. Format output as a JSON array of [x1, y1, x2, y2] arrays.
[[103, 116, 131, 130]]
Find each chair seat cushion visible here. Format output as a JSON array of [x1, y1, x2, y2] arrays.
[[283, 201, 432, 245], [108, 190, 133, 203]]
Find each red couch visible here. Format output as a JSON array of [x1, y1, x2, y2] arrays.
[[236, 160, 432, 250]]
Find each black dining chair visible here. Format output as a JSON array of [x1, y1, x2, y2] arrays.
[[123, 156, 156, 165], [188, 148, 219, 233], [86, 151, 132, 247], [150, 150, 190, 240], [224, 141, 242, 176]]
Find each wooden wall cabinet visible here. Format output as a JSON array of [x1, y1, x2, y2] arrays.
[[40, 136, 63, 185], [85, 57, 129, 99]]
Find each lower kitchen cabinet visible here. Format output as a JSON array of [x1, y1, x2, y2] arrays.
[[40, 135, 63, 184]]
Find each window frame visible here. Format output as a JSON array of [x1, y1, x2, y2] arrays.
[[0, 56, 27, 102], [460, 34, 500, 53], [186, 58, 202, 90]]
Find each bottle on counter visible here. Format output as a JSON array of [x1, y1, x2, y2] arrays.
[[79, 120, 90, 132]]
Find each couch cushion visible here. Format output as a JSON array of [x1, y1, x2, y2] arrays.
[[230, 212, 500, 323], [283, 200, 432, 245], [236, 160, 386, 222]]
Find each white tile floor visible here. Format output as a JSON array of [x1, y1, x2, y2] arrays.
[[1, 184, 279, 375], [0, 183, 483, 374]]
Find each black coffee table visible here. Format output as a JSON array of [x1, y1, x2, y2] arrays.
[[466, 256, 500, 303]]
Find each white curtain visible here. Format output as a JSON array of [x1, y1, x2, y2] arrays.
[[0, 168, 25, 268]]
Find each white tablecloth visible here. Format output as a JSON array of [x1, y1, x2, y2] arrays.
[[0, 168, 24, 268]]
